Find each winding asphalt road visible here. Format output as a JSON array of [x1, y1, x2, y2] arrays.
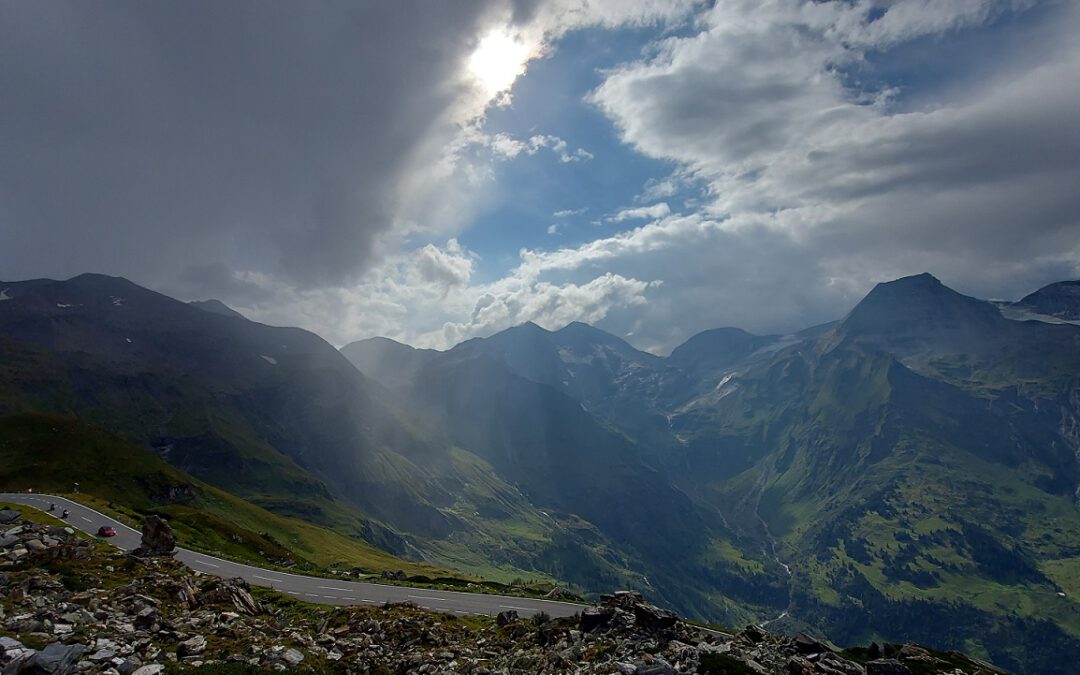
[[1, 493, 582, 619]]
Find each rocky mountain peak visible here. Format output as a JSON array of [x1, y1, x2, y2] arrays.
[[838, 273, 1004, 338], [1015, 279, 1080, 320], [668, 326, 775, 369]]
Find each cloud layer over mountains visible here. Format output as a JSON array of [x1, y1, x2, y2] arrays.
[[3, 0, 1078, 351]]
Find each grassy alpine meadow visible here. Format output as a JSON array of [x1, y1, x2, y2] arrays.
[[0, 412, 459, 578]]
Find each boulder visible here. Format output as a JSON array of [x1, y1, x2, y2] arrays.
[[283, 649, 304, 666], [579, 606, 615, 633], [600, 591, 643, 609], [793, 632, 828, 655], [818, 652, 866, 675], [132, 516, 175, 557], [226, 579, 259, 615], [495, 610, 518, 626], [0, 510, 19, 525], [133, 606, 158, 629], [177, 635, 206, 658], [740, 624, 768, 643], [9, 642, 87, 675], [866, 659, 912, 675], [786, 656, 815, 675], [632, 603, 678, 632], [0, 636, 25, 654], [203, 577, 259, 615]]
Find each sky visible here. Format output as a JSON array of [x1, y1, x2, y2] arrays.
[[2, 0, 1079, 353]]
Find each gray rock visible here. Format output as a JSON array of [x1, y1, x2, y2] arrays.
[[794, 632, 828, 655], [1, 649, 37, 675], [0, 510, 19, 525], [495, 610, 518, 626], [786, 656, 815, 675], [740, 624, 768, 643], [11, 642, 87, 675], [283, 649, 304, 666], [89, 649, 117, 662], [579, 606, 615, 633], [131, 666, 165, 675], [115, 660, 137, 675], [0, 636, 24, 655], [866, 659, 911, 675], [133, 607, 158, 629], [132, 516, 175, 557], [818, 651, 866, 675], [177, 635, 206, 658], [633, 603, 678, 632]]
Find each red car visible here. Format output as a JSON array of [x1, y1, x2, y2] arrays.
[[97, 526, 117, 537]]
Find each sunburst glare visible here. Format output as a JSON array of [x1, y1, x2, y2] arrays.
[[467, 30, 532, 98]]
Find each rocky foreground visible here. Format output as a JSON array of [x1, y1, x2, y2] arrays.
[[0, 510, 1002, 674]]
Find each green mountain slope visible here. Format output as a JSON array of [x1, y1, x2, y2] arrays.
[[0, 412, 447, 576], [0, 275, 609, 586], [674, 276, 1080, 672], [346, 273, 1080, 673], [401, 350, 783, 619], [7, 271, 1080, 672], [0, 274, 762, 602]]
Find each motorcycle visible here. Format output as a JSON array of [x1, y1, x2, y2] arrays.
[[61, 509, 69, 519]]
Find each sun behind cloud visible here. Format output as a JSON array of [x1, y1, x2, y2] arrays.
[[468, 29, 532, 99]]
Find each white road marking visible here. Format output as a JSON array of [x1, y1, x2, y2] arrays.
[[408, 595, 449, 601], [253, 575, 281, 582], [305, 594, 318, 598], [80, 517, 92, 523], [194, 560, 220, 568], [499, 605, 532, 611], [360, 599, 379, 604], [317, 586, 350, 592]]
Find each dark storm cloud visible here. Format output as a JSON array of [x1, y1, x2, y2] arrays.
[[0, 0, 494, 290], [178, 262, 272, 305]]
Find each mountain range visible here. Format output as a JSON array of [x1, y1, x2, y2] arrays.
[[3, 272, 1080, 672]]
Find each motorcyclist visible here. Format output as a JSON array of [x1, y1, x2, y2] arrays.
[[61, 508, 69, 519], [48, 503, 56, 511]]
